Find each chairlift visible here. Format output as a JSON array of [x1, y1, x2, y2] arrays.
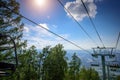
[[109, 54, 115, 58], [0, 34, 18, 77], [110, 68, 117, 71], [109, 62, 120, 68], [91, 63, 99, 66], [91, 54, 98, 58], [91, 62, 99, 67]]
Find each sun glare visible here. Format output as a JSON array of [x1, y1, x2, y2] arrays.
[[26, 0, 55, 15], [34, 0, 46, 7]]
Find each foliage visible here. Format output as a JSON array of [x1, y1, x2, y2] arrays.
[[67, 53, 81, 80], [0, 0, 24, 46], [0, 0, 25, 62], [0, 43, 101, 80], [17, 46, 38, 80], [41, 44, 67, 80], [0, 0, 25, 79], [116, 75, 120, 80], [79, 67, 100, 80]]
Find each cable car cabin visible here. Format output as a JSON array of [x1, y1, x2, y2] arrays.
[[0, 34, 18, 77]]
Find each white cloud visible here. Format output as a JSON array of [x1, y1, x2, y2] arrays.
[[39, 23, 49, 30], [24, 26, 29, 33], [23, 23, 53, 49], [23, 23, 52, 37], [64, 0, 97, 21], [23, 23, 97, 50], [23, 23, 74, 50]]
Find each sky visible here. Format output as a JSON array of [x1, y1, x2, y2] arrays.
[[18, 0, 120, 51]]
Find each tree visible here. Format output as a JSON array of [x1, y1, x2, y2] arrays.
[[79, 67, 100, 80], [0, 0, 24, 46], [0, 0, 25, 79], [116, 75, 120, 80], [42, 44, 67, 80], [68, 53, 81, 80], [17, 46, 38, 80], [0, 0, 25, 61], [38, 46, 51, 80]]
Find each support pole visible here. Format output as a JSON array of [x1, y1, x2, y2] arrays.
[[92, 47, 115, 80], [101, 55, 106, 80], [107, 65, 110, 80]]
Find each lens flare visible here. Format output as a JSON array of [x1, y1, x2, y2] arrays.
[[24, 0, 55, 16], [34, 0, 46, 7]]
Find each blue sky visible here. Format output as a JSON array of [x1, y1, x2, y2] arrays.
[[18, 0, 120, 51]]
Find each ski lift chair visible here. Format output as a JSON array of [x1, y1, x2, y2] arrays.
[[91, 62, 99, 67]]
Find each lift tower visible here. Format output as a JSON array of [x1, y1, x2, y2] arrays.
[[92, 47, 115, 80]]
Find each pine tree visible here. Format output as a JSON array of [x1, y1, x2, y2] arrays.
[[68, 53, 81, 80], [79, 67, 100, 80], [0, 0, 25, 79], [0, 0, 25, 61], [42, 44, 67, 80]]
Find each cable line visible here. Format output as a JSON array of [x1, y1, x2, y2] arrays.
[[115, 32, 120, 49], [57, 0, 98, 46], [80, 0, 105, 47], [4, 5, 92, 54]]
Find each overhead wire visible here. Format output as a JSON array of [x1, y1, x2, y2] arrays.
[[80, 0, 105, 47], [57, 0, 98, 46], [4, 5, 92, 54], [114, 32, 120, 60], [115, 32, 120, 49]]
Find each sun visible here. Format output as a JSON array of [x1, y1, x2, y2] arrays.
[[34, 0, 47, 7], [26, 0, 55, 15]]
